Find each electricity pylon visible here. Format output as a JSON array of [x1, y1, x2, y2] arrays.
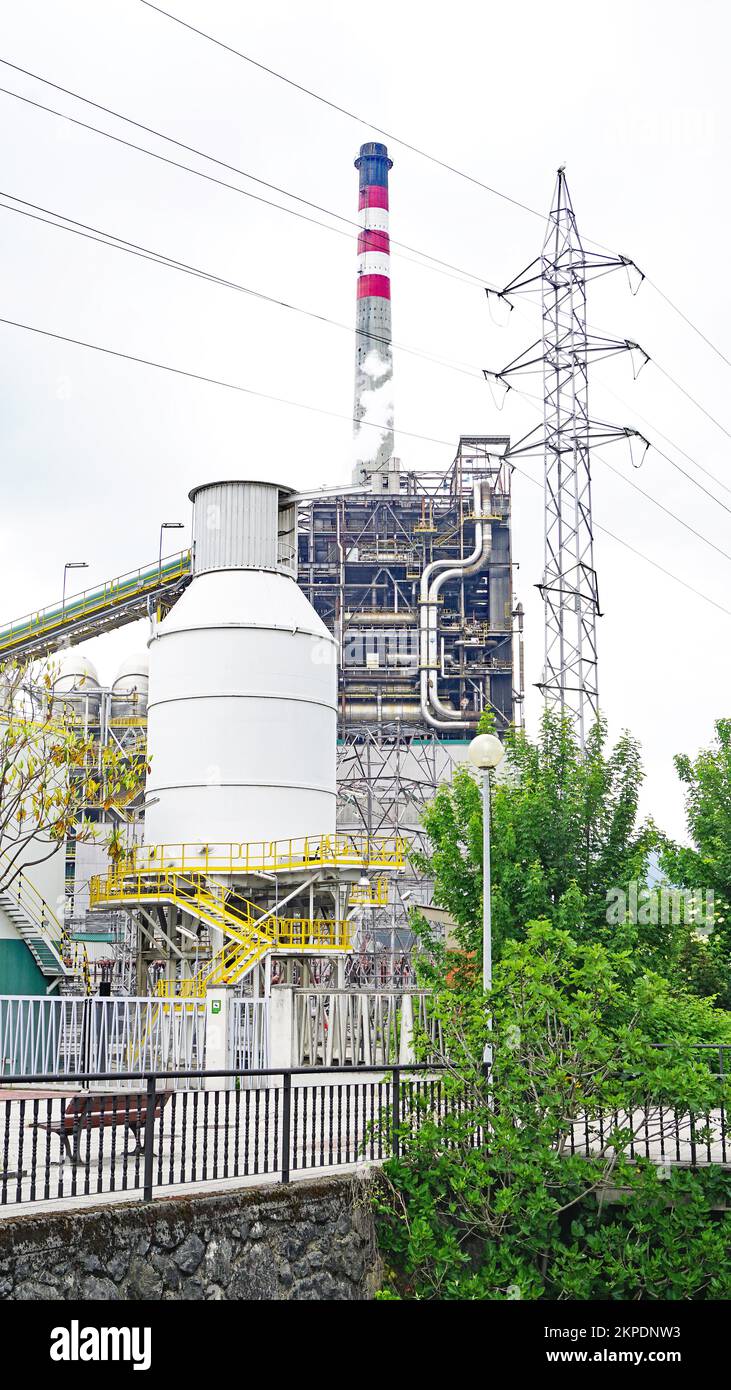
[[485, 168, 646, 748]]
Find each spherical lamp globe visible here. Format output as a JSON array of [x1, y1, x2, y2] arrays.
[[467, 733, 505, 771]]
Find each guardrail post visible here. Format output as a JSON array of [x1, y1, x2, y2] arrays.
[[143, 1075, 157, 1202], [392, 1065, 401, 1159], [281, 1071, 292, 1184], [81, 997, 91, 1091]]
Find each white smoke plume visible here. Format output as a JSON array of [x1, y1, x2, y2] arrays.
[[352, 348, 394, 468]]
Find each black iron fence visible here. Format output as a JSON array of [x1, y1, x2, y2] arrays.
[[2, 1055, 730, 1213], [0, 1065, 463, 1210]]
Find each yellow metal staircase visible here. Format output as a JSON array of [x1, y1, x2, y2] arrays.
[[90, 866, 351, 995]]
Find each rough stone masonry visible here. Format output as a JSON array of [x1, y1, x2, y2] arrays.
[[0, 1175, 381, 1301]]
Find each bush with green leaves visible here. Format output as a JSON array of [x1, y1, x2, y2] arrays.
[[374, 922, 731, 1300]]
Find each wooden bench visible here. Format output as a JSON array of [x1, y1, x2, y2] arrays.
[[37, 1091, 171, 1166]]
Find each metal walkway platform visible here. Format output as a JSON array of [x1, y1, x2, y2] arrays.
[[0, 551, 191, 661]]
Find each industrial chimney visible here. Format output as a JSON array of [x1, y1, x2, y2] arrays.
[[352, 141, 398, 492]]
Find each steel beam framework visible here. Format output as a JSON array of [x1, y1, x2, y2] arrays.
[[486, 169, 644, 747]]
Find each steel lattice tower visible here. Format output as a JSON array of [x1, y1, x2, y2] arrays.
[[540, 168, 598, 744], [484, 168, 646, 749]]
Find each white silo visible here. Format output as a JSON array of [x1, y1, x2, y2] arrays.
[[144, 480, 337, 852], [52, 652, 102, 723], [111, 653, 149, 721]]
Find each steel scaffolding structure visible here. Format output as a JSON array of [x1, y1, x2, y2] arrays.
[[0, 443, 520, 991], [298, 439, 521, 976]]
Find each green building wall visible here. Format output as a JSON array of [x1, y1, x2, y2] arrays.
[[0, 940, 47, 995]]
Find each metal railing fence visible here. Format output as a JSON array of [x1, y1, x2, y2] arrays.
[[0, 1064, 450, 1209], [114, 832, 406, 876], [0, 996, 269, 1081], [0, 551, 191, 656], [292, 989, 442, 1067], [1, 1058, 731, 1212]]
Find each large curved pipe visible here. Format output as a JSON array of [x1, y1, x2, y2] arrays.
[[419, 481, 492, 730]]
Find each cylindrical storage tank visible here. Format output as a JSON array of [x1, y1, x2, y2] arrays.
[[52, 653, 101, 722], [111, 654, 149, 721], [144, 480, 337, 853]]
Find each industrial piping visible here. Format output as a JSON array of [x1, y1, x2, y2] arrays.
[[419, 482, 493, 730]]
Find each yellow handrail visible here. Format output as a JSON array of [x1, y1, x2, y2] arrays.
[[113, 832, 406, 877], [154, 913, 350, 998], [91, 870, 350, 951], [348, 876, 390, 906], [0, 550, 191, 655]]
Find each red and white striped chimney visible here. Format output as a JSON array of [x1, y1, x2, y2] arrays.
[[352, 141, 395, 486]]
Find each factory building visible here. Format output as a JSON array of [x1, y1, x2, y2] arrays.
[[0, 142, 521, 999], [296, 144, 522, 971]]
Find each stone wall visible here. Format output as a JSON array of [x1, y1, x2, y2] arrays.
[[0, 1175, 381, 1301]]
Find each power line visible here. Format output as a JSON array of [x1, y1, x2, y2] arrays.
[[653, 359, 731, 443], [0, 61, 491, 291], [12, 25, 726, 380], [503, 378, 731, 564], [10, 188, 730, 538], [11, 52, 731, 419], [1, 308, 728, 620], [0, 312, 457, 451], [140, 0, 731, 373], [592, 368, 731, 503], [649, 442, 731, 516], [594, 451, 731, 561], [0, 191, 484, 381], [511, 462, 731, 620], [136, 0, 547, 227], [584, 310, 731, 477], [647, 276, 731, 374]]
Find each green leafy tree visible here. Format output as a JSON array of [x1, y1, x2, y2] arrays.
[[375, 922, 731, 1300], [662, 719, 731, 939], [416, 710, 655, 960], [0, 656, 145, 891]]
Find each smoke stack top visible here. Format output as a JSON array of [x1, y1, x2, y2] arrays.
[[352, 142, 395, 486]]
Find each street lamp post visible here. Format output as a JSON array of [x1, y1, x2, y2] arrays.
[[158, 522, 184, 580], [62, 561, 88, 614], [467, 732, 505, 1066]]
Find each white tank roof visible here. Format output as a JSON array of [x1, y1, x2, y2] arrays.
[[189, 479, 295, 576], [112, 653, 149, 689], [55, 652, 100, 687], [152, 568, 332, 643]]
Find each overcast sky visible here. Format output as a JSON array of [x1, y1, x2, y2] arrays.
[[1, 0, 729, 843]]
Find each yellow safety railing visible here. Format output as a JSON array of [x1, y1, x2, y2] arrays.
[[91, 869, 351, 950], [90, 869, 260, 939], [83, 782, 144, 812], [0, 551, 191, 656], [114, 832, 406, 877], [348, 876, 390, 906], [273, 918, 351, 950], [154, 917, 351, 997], [0, 855, 67, 954]]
